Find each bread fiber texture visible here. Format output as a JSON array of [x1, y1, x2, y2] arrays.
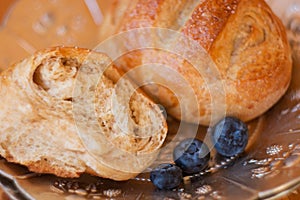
[[111, 0, 292, 125], [0, 47, 167, 181]]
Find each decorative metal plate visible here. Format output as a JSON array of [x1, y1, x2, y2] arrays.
[[0, 0, 299, 199]]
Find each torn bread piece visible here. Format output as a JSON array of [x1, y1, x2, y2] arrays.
[[0, 47, 167, 181]]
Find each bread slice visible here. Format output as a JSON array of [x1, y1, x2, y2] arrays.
[[0, 47, 167, 181]]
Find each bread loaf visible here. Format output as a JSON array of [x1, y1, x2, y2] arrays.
[[110, 0, 292, 125], [0, 47, 167, 180]]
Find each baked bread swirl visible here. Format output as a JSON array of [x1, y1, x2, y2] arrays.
[[0, 47, 167, 180], [111, 0, 292, 125]]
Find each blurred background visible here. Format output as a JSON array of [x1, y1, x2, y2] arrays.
[[0, 0, 121, 71]]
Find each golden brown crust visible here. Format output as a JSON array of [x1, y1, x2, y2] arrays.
[[115, 0, 292, 125], [209, 0, 292, 122], [120, 0, 162, 29], [118, 0, 188, 30], [182, 0, 240, 50]]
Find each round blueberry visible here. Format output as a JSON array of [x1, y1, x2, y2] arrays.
[[150, 163, 182, 190], [211, 116, 248, 157], [173, 138, 210, 174]]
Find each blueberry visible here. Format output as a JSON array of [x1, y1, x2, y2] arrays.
[[150, 163, 182, 190], [173, 138, 210, 174], [211, 116, 248, 157]]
